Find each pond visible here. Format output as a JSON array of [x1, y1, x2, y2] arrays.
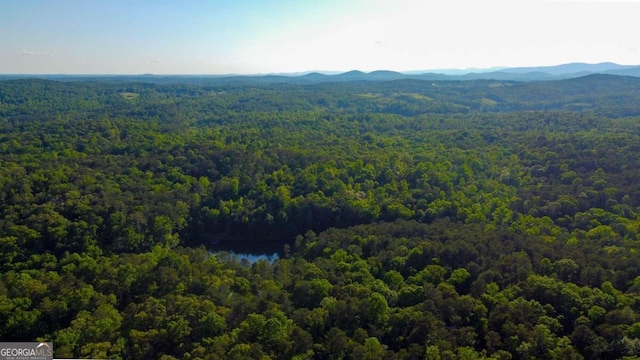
[[218, 251, 280, 264], [207, 237, 289, 264]]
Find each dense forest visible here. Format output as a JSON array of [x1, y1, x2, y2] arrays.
[[2, 75, 640, 359]]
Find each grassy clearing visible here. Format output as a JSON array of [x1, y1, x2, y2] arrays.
[[120, 92, 139, 100], [480, 98, 498, 106], [394, 93, 433, 101], [356, 93, 383, 98]]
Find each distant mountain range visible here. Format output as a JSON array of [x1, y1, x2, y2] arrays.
[[289, 62, 640, 82], [2, 62, 640, 83]]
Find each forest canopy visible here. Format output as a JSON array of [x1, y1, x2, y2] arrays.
[[2, 75, 640, 359]]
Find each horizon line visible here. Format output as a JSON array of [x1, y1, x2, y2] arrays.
[[1, 61, 638, 77]]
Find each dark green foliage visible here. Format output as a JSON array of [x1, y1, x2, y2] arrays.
[[2, 76, 640, 359]]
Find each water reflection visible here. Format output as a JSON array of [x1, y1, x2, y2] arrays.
[[211, 251, 280, 266], [208, 238, 287, 264], [229, 252, 279, 264]]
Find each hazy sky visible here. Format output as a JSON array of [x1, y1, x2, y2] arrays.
[[1, 0, 639, 74]]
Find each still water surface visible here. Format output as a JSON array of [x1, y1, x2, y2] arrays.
[[208, 238, 287, 264]]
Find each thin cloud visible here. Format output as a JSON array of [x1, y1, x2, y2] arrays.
[[22, 50, 51, 56], [151, 58, 161, 63]]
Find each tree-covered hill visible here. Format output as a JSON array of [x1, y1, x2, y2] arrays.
[[2, 75, 640, 359]]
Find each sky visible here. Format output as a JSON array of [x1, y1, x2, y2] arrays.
[[1, 0, 639, 74]]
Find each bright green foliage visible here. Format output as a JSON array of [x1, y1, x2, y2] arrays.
[[2, 76, 640, 358]]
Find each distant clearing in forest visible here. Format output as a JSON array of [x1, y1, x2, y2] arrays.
[[120, 92, 139, 100], [393, 93, 433, 101]]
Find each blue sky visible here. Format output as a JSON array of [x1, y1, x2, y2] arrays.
[[1, 0, 639, 74]]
